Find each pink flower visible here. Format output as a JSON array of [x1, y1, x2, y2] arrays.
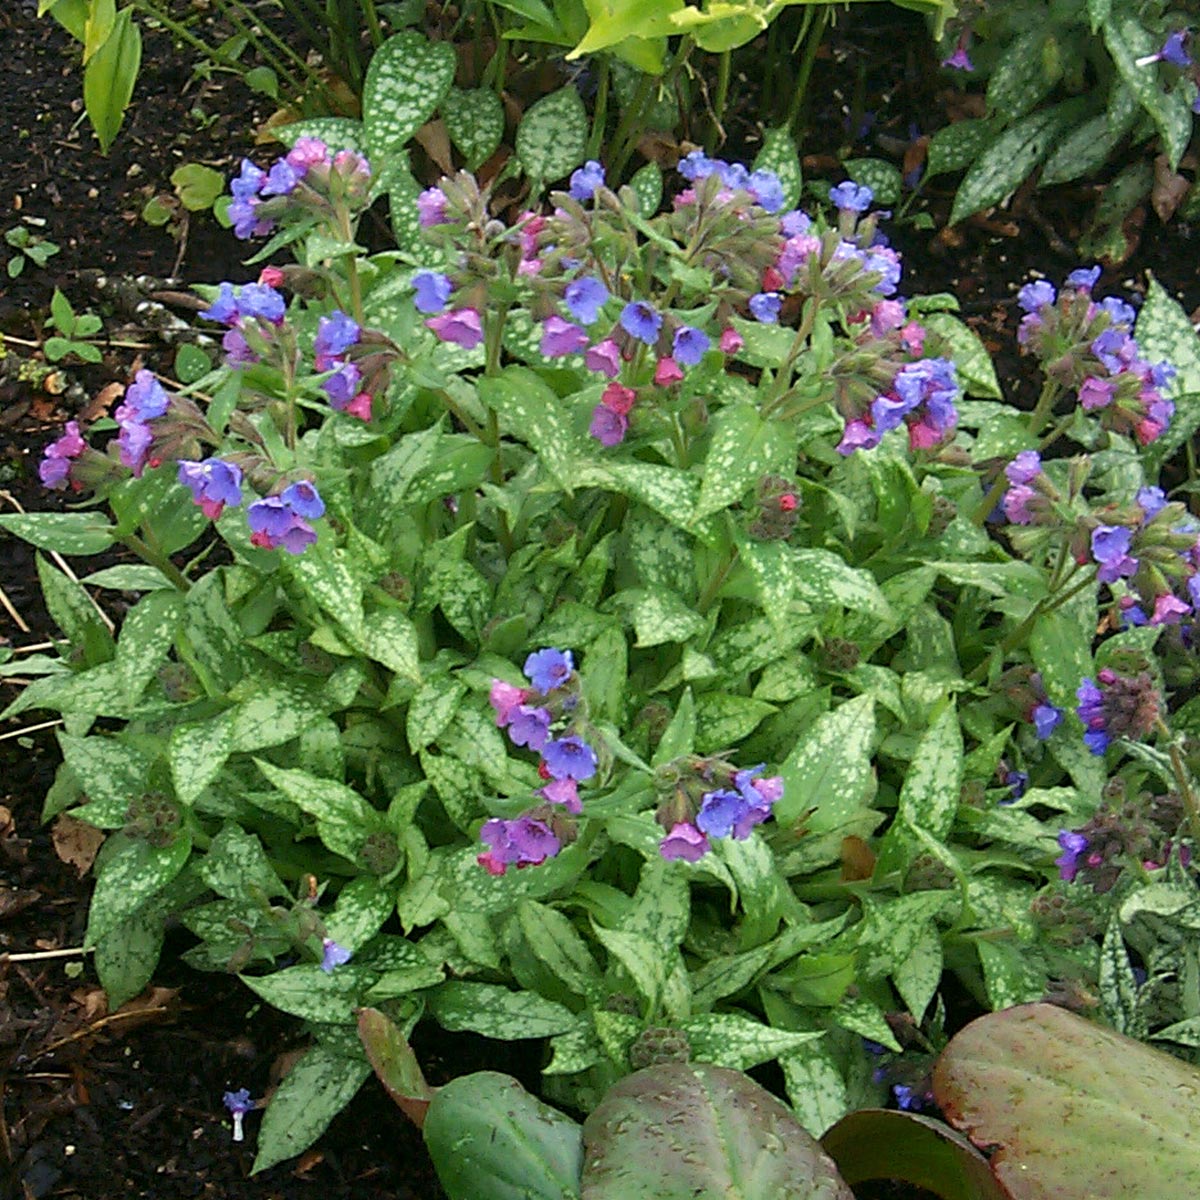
[[870, 300, 906, 336], [286, 137, 329, 170], [489, 679, 529, 727], [900, 322, 925, 355], [426, 308, 484, 349], [258, 266, 285, 288], [344, 392, 373, 421], [601, 382, 636, 415], [719, 326, 743, 354], [538, 777, 581, 814], [585, 339, 622, 378], [589, 405, 628, 447], [1079, 376, 1117, 411], [659, 822, 710, 862], [653, 356, 684, 385], [1152, 594, 1190, 625], [908, 419, 943, 450]]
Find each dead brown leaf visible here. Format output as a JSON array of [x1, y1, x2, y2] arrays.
[[1152, 153, 1190, 223], [77, 380, 125, 424], [413, 118, 455, 175], [52, 814, 105, 877], [0, 887, 39, 919]]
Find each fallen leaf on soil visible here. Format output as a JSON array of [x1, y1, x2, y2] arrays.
[[52, 814, 105, 877], [0, 887, 41, 919], [77, 381, 124, 424], [413, 118, 454, 175], [1152, 154, 1190, 223]]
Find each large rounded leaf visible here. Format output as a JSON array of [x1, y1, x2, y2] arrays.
[[821, 1109, 1009, 1200], [582, 1062, 855, 1200], [423, 1071, 583, 1200], [934, 1002, 1200, 1199]]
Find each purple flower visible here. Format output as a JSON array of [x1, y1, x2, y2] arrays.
[[620, 301, 662, 345], [1076, 677, 1110, 755], [1137, 486, 1167, 518], [695, 790, 745, 839], [178, 458, 244, 521], [568, 160, 606, 202], [1079, 376, 1118, 410], [837, 418, 882, 455], [117, 370, 171, 422], [542, 735, 598, 781], [1002, 484, 1036, 525], [247, 495, 318, 555], [780, 209, 811, 236], [1016, 280, 1056, 313], [564, 277, 609, 325], [672, 325, 710, 366], [314, 310, 361, 369], [223, 1088, 254, 1142], [1090, 329, 1136, 374], [1002, 770, 1029, 804], [1091, 525, 1138, 583], [412, 271, 454, 314], [427, 308, 484, 349], [489, 680, 529, 727], [590, 405, 628, 446], [1160, 31, 1193, 67], [222, 327, 257, 367], [321, 361, 364, 410], [320, 937, 352, 972], [942, 42, 974, 71], [261, 159, 301, 196], [1152, 594, 1191, 625], [1055, 830, 1089, 881], [230, 160, 266, 200], [508, 704, 552, 751], [747, 169, 785, 213], [417, 186, 449, 227], [659, 821, 710, 862], [1099, 296, 1137, 327], [829, 181, 873, 212], [1032, 702, 1063, 740], [39, 420, 86, 490], [1065, 265, 1102, 293], [524, 647, 574, 692], [585, 338, 622, 378], [117, 418, 155, 477], [280, 480, 325, 519], [478, 815, 560, 875], [538, 777, 581, 813], [540, 316, 589, 358], [892, 1084, 929, 1112], [1005, 450, 1042, 485], [749, 292, 782, 324]]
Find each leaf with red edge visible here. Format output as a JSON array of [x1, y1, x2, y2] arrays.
[[934, 1002, 1200, 1199], [357, 1007, 436, 1128]]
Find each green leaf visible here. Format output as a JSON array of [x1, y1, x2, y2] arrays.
[[694, 693, 775, 753], [95, 905, 164, 1009], [582, 1063, 855, 1200], [85, 832, 191, 946], [985, 29, 1060, 122], [682, 1013, 822, 1071], [893, 703, 962, 841], [407, 673, 469, 752], [626, 161, 663, 214], [0, 511, 117, 555], [844, 157, 902, 206], [693, 404, 789, 522], [754, 126, 802, 210], [275, 117, 365, 153], [778, 695, 876, 830], [174, 342, 212, 384], [949, 105, 1078, 225], [170, 162, 225, 211], [1138, 276, 1200, 472], [478, 365, 583, 486], [251, 1044, 371, 1173], [241, 963, 376, 1024], [362, 31, 456, 159], [82, 6, 140, 151], [254, 760, 377, 859], [922, 312, 1002, 399], [58, 732, 150, 824], [429, 981, 578, 1038], [515, 85, 588, 184], [198, 823, 284, 903], [1104, 14, 1193, 169], [925, 118, 1000, 180], [36, 554, 114, 661], [442, 87, 505, 169], [424, 1072, 583, 1200]]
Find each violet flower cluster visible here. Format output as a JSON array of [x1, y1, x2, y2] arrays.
[[314, 309, 373, 420], [482, 648, 597, 875], [1075, 668, 1161, 756], [1016, 269, 1176, 445], [228, 138, 371, 241], [655, 760, 784, 862]]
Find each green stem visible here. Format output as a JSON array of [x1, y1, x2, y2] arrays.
[[786, 6, 827, 134], [206, 0, 310, 96], [586, 56, 611, 162], [696, 544, 739, 615], [710, 49, 731, 149], [129, 0, 232, 70], [122, 533, 190, 592], [760, 298, 820, 417], [361, 0, 383, 47], [973, 377, 1062, 525], [1158, 720, 1200, 849], [610, 37, 694, 179]]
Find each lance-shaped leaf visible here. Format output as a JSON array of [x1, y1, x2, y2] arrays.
[[934, 1002, 1200, 1199], [358, 1007, 436, 1128], [362, 31, 456, 159], [582, 1062, 855, 1199]]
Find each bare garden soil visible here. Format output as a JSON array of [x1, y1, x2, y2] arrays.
[[1, 2, 1198, 1196]]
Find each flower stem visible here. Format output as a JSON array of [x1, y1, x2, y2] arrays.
[[121, 532, 190, 592], [1157, 718, 1200, 848]]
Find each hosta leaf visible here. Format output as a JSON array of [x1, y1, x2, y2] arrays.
[[515, 85, 588, 184], [362, 31, 456, 159]]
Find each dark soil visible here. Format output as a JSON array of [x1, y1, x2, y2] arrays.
[[2, 3, 1199, 1198]]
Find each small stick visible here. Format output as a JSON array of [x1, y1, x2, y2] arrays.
[[0, 719, 64, 742], [2, 946, 90, 963], [11, 642, 55, 654], [0, 582, 30, 633]]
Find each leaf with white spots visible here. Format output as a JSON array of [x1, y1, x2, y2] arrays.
[[625, 161, 663, 214], [694, 404, 792, 523], [608, 587, 706, 647], [694, 693, 776, 753], [515, 85, 588, 184], [781, 1042, 850, 1138], [275, 117, 365, 153], [844, 157, 902, 206], [922, 311, 1002, 399], [791, 549, 893, 620], [85, 831, 192, 946], [683, 1014, 823, 1072], [442, 87, 505, 169], [362, 31, 456, 160], [1138, 276, 1200, 472], [254, 759, 378, 860], [58, 733, 151, 824], [925, 117, 1000, 180], [429, 981, 578, 1038], [753, 126, 802, 209], [407, 673, 469, 752], [199, 823, 285, 903], [478, 365, 584, 488], [777, 695, 875, 830], [975, 939, 1047, 1011]]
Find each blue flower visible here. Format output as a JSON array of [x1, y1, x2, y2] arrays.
[[524, 647, 574, 692], [672, 325, 710, 366], [695, 790, 745, 839], [1032, 702, 1063, 740], [236, 283, 286, 324], [178, 458, 243, 520], [568, 160, 606, 202], [678, 150, 720, 181], [508, 704, 552, 751], [747, 169, 785, 213], [223, 1088, 254, 1142], [412, 270, 454, 314], [261, 159, 301, 196], [1099, 296, 1136, 327], [1076, 677, 1110, 755], [829, 181, 873, 212], [564, 277, 609, 325], [620, 301, 662, 345], [542, 735, 598, 781], [1160, 30, 1193, 67], [118, 369, 171, 421], [281, 480, 325, 520], [749, 292, 782, 323], [1091, 525, 1138, 583], [320, 937, 352, 972], [1065, 265, 1102, 292], [200, 282, 240, 325], [314, 310, 361, 368], [780, 209, 811, 236], [1055, 830, 1089, 881]]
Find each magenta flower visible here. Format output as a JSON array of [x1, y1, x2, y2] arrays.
[[659, 821, 710, 862], [538, 777, 581, 813], [590, 405, 628, 447], [417, 186, 449, 227], [585, 338, 622, 377], [654, 356, 684, 386], [540, 316, 589, 358], [489, 680, 529, 726], [427, 308, 484, 349], [478, 815, 560, 875], [719, 326, 744, 354], [39, 420, 86, 490]]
